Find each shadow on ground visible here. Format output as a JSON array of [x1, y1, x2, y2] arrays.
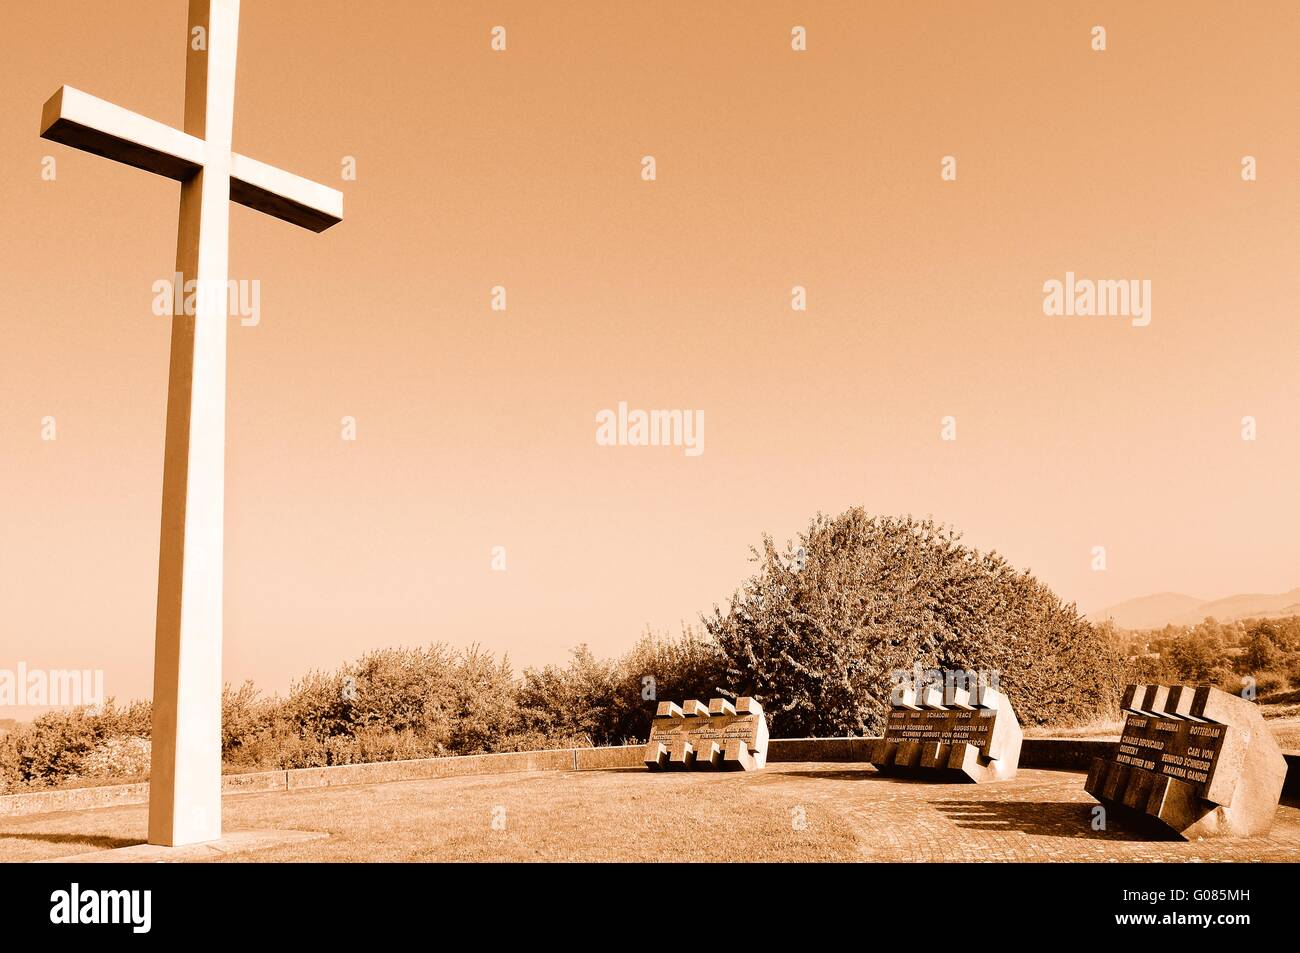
[[0, 831, 144, 849], [779, 768, 894, 782], [932, 799, 1155, 841]]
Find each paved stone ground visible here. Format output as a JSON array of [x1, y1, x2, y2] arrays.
[[3, 764, 1298, 862], [779, 766, 1300, 862]]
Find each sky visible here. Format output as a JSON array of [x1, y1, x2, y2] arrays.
[[2, 1, 1298, 715]]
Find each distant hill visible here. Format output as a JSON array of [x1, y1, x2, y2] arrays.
[[1089, 588, 1300, 630]]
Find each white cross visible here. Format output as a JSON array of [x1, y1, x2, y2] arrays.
[[40, 0, 343, 847]]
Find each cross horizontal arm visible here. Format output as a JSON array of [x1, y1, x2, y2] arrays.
[[41, 86, 204, 180], [230, 153, 343, 233], [40, 85, 344, 233]]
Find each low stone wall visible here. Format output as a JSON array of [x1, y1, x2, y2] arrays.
[[766, 736, 1121, 769], [284, 748, 574, 790], [768, 737, 876, 762], [3, 738, 1296, 818], [0, 781, 152, 818], [0, 770, 285, 819], [1022, 739, 1113, 769], [574, 745, 642, 770], [221, 770, 287, 795]]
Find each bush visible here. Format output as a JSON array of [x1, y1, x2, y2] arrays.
[[79, 736, 151, 779], [0, 699, 151, 792], [608, 628, 728, 743], [281, 644, 459, 744], [703, 510, 1124, 736], [516, 630, 726, 746], [1248, 671, 1288, 698], [517, 645, 620, 746], [1127, 653, 1177, 684], [1165, 623, 1231, 681], [218, 644, 526, 769], [1238, 628, 1283, 674]]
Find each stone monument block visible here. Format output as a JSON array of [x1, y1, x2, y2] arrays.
[[870, 684, 1022, 782], [1084, 683, 1287, 839], [644, 697, 769, 771]]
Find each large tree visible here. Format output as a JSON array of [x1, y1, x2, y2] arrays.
[[703, 510, 1123, 736]]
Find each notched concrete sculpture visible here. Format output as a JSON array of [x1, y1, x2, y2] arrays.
[[871, 682, 1023, 782], [644, 697, 769, 771], [39, 0, 342, 847], [1085, 684, 1287, 839]]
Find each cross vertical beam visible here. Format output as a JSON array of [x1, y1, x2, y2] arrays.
[[149, 0, 240, 847]]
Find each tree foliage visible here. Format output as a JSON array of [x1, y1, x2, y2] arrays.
[[703, 510, 1123, 735]]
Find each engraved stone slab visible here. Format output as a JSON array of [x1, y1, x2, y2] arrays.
[[644, 697, 769, 771], [1084, 683, 1287, 838], [870, 685, 1022, 782]]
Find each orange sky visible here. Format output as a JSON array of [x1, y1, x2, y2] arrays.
[[2, 1, 1298, 714]]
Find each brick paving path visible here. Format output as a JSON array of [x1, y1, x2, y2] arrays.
[[763, 765, 1300, 862]]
